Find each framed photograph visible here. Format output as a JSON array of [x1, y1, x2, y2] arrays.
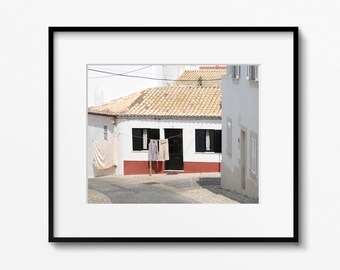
[[49, 26, 298, 242]]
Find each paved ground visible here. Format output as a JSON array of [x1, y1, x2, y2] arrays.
[[88, 172, 258, 204]]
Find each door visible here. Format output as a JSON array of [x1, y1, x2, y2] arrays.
[[240, 130, 246, 190], [164, 129, 183, 170]]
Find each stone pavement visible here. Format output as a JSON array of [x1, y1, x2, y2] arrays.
[[88, 172, 258, 204]]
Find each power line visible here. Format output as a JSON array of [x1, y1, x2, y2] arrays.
[[87, 68, 225, 82], [120, 132, 183, 140], [88, 65, 152, 79]]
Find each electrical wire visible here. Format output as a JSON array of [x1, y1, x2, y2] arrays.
[[88, 65, 152, 79], [88, 68, 224, 82], [121, 133, 183, 140]]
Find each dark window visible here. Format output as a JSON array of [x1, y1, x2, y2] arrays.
[[132, 128, 160, 151], [195, 129, 206, 152], [104, 125, 108, 140], [195, 129, 222, 153], [214, 130, 222, 153], [132, 128, 143, 150], [247, 65, 259, 81], [229, 65, 240, 79]]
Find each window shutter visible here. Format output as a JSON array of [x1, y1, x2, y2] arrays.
[[132, 128, 143, 150], [195, 129, 206, 152], [214, 130, 222, 153], [147, 129, 160, 149], [147, 129, 160, 140]]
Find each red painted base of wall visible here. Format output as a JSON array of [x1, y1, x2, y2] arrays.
[[124, 161, 220, 175], [184, 162, 220, 173]]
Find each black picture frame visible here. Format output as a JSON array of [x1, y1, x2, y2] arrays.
[[49, 26, 299, 243]]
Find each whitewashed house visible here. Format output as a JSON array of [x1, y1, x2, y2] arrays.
[[220, 65, 259, 200], [87, 68, 226, 177]]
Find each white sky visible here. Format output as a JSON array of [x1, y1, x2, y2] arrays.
[[87, 64, 203, 107]]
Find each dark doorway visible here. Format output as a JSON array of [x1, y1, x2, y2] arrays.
[[164, 129, 183, 170]]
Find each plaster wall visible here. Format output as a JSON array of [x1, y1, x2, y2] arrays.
[[88, 116, 222, 176], [221, 66, 259, 199]]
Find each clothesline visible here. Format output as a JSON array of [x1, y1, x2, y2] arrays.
[[119, 132, 183, 140], [92, 132, 183, 142]]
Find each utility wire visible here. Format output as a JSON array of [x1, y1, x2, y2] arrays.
[[120, 132, 183, 140], [88, 68, 224, 82], [88, 65, 152, 79]]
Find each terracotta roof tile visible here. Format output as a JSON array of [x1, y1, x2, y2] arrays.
[[88, 86, 221, 119], [173, 69, 226, 86]]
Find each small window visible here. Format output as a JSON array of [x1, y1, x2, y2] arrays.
[[103, 125, 108, 140], [132, 128, 160, 151], [226, 118, 232, 157], [229, 65, 240, 79], [249, 134, 257, 178], [195, 129, 221, 153], [247, 65, 258, 81]]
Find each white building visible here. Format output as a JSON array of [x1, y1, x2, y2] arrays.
[[88, 68, 226, 177], [220, 65, 259, 200]]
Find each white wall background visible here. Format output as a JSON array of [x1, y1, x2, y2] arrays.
[[0, 0, 339, 269]]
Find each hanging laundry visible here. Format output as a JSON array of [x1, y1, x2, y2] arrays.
[[93, 140, 115, 169], [148, 139, 159, 161], [158, 139, 170, 161]]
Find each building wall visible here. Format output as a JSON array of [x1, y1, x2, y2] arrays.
[[87, 114, 116, 177], [221, 66, 259, 200], [87, 116, 222, 177]]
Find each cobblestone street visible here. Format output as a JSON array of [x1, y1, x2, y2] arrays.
[[88, 173, 258, 204]]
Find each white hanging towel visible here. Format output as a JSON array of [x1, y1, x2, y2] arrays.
[[93, 140, 115, 169], [158, 139, 170, 161]]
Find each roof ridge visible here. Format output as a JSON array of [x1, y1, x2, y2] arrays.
[[89, 85, 222, 118]]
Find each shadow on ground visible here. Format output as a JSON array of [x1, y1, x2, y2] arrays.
[[197, 177, 259, 204]]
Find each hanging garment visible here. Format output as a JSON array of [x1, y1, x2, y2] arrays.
[[93, 140, 115, 169], [148, 139, 159, 161], [158, 139, 170, 161]]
